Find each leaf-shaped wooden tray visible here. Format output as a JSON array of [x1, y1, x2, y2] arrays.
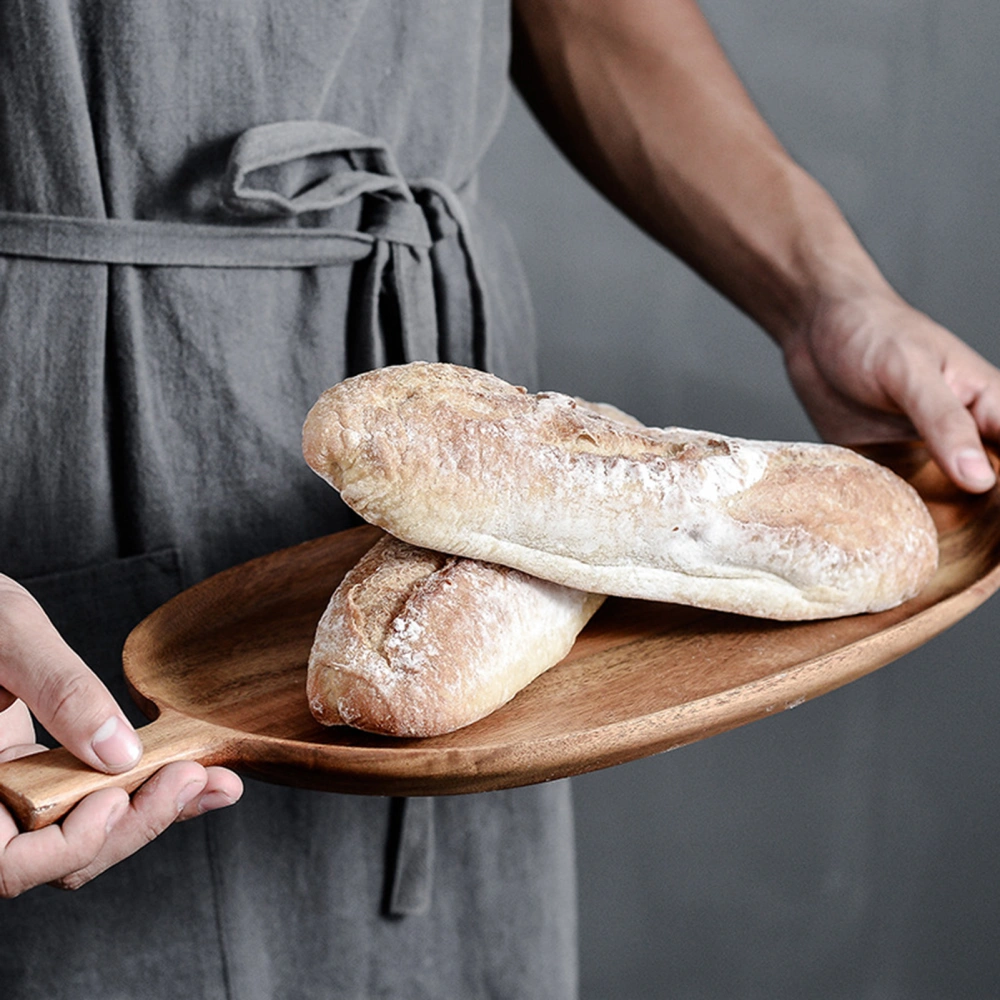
[[1, 443, 998, 830]]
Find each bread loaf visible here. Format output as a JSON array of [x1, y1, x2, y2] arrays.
[[307, 533, 605, 736], [302, 362, 938, 620]]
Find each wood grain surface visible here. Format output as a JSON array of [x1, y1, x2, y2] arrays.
[[1, 442, 998, 830]]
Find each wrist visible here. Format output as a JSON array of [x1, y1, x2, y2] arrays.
[[747, 163, 896, 349]]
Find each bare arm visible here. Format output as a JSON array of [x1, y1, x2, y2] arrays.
[[512, 0, 1000, 491]]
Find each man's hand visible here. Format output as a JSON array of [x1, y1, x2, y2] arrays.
[[0, 576, 243, 897], [783, 290, 1000, 492], [513, 0, 1000, 491]]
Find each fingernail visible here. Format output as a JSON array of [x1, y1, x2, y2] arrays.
[[176, 780, 203, 814], [90, 717, 142, 772], [957, 449, 996, 489], [195, 790, 237, 815]]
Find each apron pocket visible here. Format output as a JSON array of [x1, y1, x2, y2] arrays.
[[18, 548, 184, 733]]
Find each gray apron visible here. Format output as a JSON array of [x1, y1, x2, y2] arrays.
[[0, 4, 576, 998]]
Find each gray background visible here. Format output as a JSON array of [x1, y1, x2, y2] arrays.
[[481, 2, 1000, 998]]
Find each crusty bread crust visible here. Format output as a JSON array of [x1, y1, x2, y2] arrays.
[[307, 534, 605, 736], [303, 362, 938, 620]]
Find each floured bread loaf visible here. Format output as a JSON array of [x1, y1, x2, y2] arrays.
[[307, 534, 605, 736], [303, 362, 938, 620]]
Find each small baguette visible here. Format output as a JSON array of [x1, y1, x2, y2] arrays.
[[307, 534, 605, 736], [302, 362, 939, 620]]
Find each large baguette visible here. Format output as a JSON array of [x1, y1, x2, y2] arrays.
[[306, 392, 640, 736], [302, 362, 939, 621], [307, 534, 605, 736]]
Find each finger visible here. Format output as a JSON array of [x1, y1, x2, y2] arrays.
[[0, 577, 142, 773], [177, 766, 244, 822], [53, 762, 211, 890], [0, 699, 37, 750], [0, 743, 48, 764], [968, 388, 1000, 445], [951, 354, 1000, 446], [881, 350, 997, 493], [54, 765, 244, 890], [0, 787, 129, 899]]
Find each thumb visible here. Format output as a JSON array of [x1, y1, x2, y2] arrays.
[[0, 577, 143, 774]]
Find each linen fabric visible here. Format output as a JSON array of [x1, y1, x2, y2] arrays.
[[0, 3, 576, 998]]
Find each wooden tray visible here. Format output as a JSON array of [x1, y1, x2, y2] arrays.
[[1, 442, 998, 830]]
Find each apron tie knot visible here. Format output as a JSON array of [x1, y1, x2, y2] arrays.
[[222, 120, 484, 369], [0, 119, 487, 373]]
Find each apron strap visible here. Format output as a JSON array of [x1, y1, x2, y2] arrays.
[[0, 119, 489, 370], [223, 120, 441, 365], [383, 797, 436, 918], [416, 178, 489, 371], [0, 211, 378, 267]]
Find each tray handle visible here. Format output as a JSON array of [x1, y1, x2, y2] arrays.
[[0, 710, 236, 831]]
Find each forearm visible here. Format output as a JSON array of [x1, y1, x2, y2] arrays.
[[511, 0, 894, 344]]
